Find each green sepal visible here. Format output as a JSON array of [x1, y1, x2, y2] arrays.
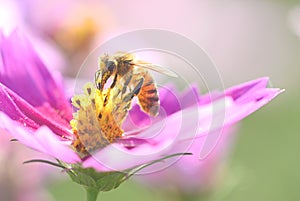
[[62, 152, 192, 192], [67, 167, 98, 188], [22, 152, 192, 198], [65, 165, 127, 192], [95, 171, 127, 191]]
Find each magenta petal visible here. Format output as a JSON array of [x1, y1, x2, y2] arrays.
[[0, 82, 38, 129], [82, 142, 174, 172], [124, 103, 151, 131], [225, 77, 269, 101], [159, 85, 181, 115], [83, 78, 283, 171], [179, 84, 201, 109], [0, 83, 72, 138], [0, 112, 80, 163], [0, 30, 72, 120], [225, 88, 283, 125], [82, 108, 197, 171], [123, 85, 182, 131], [198, 82, 283, 159], [199, 77, 270, 105], [33, 126, 80, 163]]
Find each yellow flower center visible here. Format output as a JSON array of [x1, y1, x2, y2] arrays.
[[71, 83, 123, 155]]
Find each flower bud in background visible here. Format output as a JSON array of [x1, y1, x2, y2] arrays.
[[101, 0, 299, 89], [18, 0, 116, 77], [288, 5, 300, 37]]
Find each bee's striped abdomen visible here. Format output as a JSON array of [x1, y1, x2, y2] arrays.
[[137, 72, 160, 116]]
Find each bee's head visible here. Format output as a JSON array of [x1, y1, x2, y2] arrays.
[[96, 55, 118, 90], [104, 59, 117, 73]]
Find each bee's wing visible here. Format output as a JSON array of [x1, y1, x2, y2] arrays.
[[131, 60, 178, 77]]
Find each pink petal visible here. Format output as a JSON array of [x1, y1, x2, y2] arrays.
[[225, 77, 269, 101], [83, 107, 198, 171], [123, 84, 198, 131], [199, 77, 270, 105], [83, 78, 283, 171], [0, 30, 72, 120], [0, 83, 72, 138], [179, 84, 201, 109], [0, 112, 80, 163], [224, 88, 283, 125], [159, 85, 181, 115], [199, 80, 283, 159]]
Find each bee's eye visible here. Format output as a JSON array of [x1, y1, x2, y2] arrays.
[[124, 59, 132, 64], [106, 61, 116, 72]]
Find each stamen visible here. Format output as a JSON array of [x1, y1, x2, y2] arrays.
[[71, 83, 123, 155]]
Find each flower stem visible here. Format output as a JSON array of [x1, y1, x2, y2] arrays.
[[85, 187, 99, 201]]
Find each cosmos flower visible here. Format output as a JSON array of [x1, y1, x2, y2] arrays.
[[16, 0, 116, 77], [0, 30, 283, 200]]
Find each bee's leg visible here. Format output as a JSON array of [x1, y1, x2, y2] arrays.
[[98, 71, 111, 91], [123, 78, 144, 102], [122, 73, 133, 94], [94, 70, 101, 89], [132, 78, 144, 96], [104, 74, 118, 106], [119, 70, 133, 97], [110, 74, 118, 89]]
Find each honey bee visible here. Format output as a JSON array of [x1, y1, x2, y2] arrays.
[[71, 52, 177, 154], [95, 52, 177, 118]]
